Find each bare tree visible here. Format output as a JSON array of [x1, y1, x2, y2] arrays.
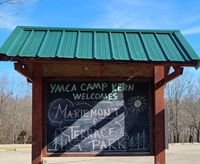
[[165, 70, 200, 144], [165, 72, 192, 143], [0, 0, 28, 15], [182, 79, 200, 143], [0, 0, 26, 4], [0, 74, 32, 144], [0, 75, 12, 137], [0, 0, 32, 28]]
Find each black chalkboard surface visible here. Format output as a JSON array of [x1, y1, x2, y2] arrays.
[[46, 80, 151, 153]]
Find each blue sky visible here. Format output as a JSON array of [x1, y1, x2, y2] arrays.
[[0, 0, 199, 81]]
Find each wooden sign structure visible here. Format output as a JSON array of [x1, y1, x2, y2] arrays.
[[0, 26, 199, 164], [46, 80, 151, 154], [25, 62, 183, 164]]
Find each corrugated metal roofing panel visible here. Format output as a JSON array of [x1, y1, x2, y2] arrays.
[[95, 32, 112, 60], [38, 31, 62, 57], [142, 33, 162, 61], [20, 30, 46, 57], [0, 26, 199, 65], [111, 32, 130, 60], [78, 31, 93, 59], [126, 33, 148, 61], [156, 33, 175, 61], [10, 30, 31, 57], [57, 31, 77, 58]]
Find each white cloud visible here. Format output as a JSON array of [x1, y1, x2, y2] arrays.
[[0, 13, 35, 30], [0, 14, 19, 30], [182, 25, 200, 35], [92, 0, 175, 29], [92, 0, 200, 35]]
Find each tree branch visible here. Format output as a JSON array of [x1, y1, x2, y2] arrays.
[[0, 0, 27, 5]]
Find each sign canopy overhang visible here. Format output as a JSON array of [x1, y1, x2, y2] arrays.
[[0, 26, 199, 67]]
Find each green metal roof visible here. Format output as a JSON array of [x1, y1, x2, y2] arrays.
[[0, 26, 199, 65]]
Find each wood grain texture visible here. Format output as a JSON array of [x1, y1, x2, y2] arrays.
[[32, 63, 43, 164], [154, 66, 165, 164]]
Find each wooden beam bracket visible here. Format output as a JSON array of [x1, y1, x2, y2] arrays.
[[14, 62, 33, 82], [155, 66, 183, 90], [164, 66, 183, 84]]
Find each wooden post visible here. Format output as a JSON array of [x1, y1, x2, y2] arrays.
[[32, 63, 43, 164], [154, 66, 165, 164]]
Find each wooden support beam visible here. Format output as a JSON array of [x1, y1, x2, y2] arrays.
[[155, 66, 183, 90], [16, 58, 198, 67], [0, 56, 9, 61], [96, 64, 102, 77], [32, 63, 43, 164], [154, 66, 165, 164], [14, 62, 33, 82]]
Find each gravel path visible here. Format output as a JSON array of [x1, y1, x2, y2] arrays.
[[0, 144, 199, 164]]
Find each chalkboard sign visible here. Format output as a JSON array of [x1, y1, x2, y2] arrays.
[[46, 80, 151, 154]]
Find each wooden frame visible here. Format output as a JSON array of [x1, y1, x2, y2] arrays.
[[43, 77, 154, 157], [154, 66, 165, 164], [12, 59, 182, 164], [12, 59, 183, 164], [32, 63, 43, 164], [14, 58, 198, 68], [14, 63, 33, 82]]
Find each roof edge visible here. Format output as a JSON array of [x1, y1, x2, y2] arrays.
[[16, 26, 180, 33], [0, 53, 9, 61], [195, 60, 200, 69], [1, 55, 199, 68]]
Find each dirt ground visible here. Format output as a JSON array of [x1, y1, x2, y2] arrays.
[[0, 143, 199, 164]]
